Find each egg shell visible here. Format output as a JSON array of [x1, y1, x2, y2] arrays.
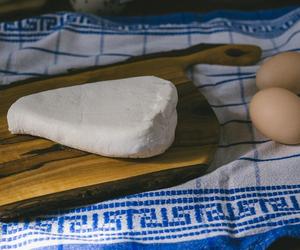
[[256, 52, 300, 94], [249, 87, 300, 145]]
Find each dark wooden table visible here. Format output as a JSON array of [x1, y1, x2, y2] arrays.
[[0, 0, 300, 21]]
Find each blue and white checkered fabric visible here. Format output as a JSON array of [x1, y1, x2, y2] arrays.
[[1, 6, 300, 250]]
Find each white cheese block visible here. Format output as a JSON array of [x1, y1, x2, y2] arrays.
[[7, 76, 178, 158]]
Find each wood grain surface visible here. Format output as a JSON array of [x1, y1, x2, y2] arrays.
[[0, 43, 261, 220]]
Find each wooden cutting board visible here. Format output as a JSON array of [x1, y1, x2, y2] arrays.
[[0, 44, 261, 220]]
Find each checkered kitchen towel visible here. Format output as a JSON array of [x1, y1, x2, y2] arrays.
[[1, 5, 300, 250]]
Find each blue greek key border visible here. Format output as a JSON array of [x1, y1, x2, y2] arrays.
[[2, 185, 300, 249], [30, 224, 300, 250], [0, 6, 300, 43]]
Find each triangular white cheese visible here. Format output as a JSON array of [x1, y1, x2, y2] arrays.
[[7, 76, 178, 158]]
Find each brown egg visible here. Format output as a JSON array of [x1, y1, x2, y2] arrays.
[[256, 52, 300, 93], [249, 88, 300, 144]]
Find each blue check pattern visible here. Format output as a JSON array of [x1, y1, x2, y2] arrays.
[[1, 6, 300, 250]]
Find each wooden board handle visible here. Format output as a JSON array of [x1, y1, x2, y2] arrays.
[[179, 44, 261, 68]]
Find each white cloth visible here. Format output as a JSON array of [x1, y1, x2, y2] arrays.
[[1, 6, 300, 250]]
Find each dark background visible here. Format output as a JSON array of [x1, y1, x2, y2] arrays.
[[0, 0, 300, 21], [1, 0, 300, 249]]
